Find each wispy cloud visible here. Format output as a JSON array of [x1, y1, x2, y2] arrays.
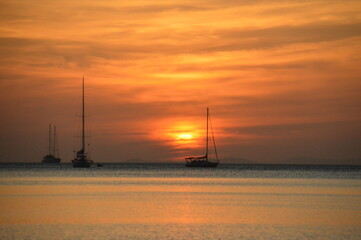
[[1, 0, 360, 163]]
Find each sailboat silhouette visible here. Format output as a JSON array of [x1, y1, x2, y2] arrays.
[[72, 77, 93, 168], [185, 108, 219, 167], [42, 124, 61, 163]]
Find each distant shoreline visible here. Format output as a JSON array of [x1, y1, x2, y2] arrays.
[[0, 162, 360, 168]]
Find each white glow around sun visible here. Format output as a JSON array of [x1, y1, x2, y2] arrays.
[[177, 133, 193, 140]]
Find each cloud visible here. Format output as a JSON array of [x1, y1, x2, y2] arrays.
[[1, 0, 361, 163], [225, 121, 361, 137], [204, 22, 361, 52], [121, 4, 212, 14]]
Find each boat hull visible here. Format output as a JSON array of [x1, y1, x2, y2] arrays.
[[72, 159, 92, 168], [42, 155, 61, 163], [185, 160, 218, 168]]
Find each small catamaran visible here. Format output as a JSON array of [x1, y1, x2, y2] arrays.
[[72, 77, 93, 168], [185, 108, 219, 167], [42, 124, 61, 163]]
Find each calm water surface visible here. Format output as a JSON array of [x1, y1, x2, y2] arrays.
[[0, 163, 360, 240]]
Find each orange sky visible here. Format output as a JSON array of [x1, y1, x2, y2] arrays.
[[0, 0, 360, 163]]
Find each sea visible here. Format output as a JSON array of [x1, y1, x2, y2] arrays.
[[0, 163, 360, 240]]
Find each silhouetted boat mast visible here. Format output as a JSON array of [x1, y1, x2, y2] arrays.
[[48, 124, 52, 155], [82, 76, 85, 154]]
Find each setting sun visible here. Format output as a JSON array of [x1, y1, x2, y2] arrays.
[[0, 0, 360, 165], [1, 1, 361, 238], [177, 133, 193, 140]]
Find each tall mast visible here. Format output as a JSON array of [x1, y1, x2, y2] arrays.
[[48, 124, 52, 155], [206, 107, 209, 160], [52, 125, 56, 157], [82, 76, 85, 152], [53, 126, 56, 156], [209, 112, 219, 163]]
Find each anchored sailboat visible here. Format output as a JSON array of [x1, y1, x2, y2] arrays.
[[42, 124, 61, 163], [185, 108, 219, 167], [72, 77, 93, 168]]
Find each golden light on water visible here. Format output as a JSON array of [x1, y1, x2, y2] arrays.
[[1, 177, 360, 226]]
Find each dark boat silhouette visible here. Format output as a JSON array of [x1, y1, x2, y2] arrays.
[[185, 108, 219, 167], [42, 124, 61, 163], [72, 77, 93, 168]]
